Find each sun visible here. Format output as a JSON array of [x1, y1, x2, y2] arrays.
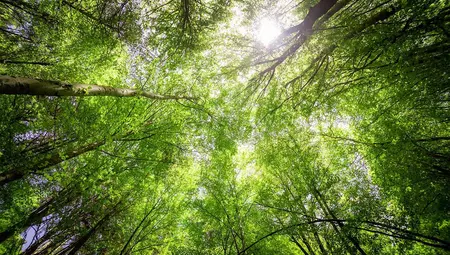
[[257, 18, 281, 47]]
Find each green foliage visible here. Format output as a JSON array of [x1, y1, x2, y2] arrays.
[[1, 0, 449, 254]]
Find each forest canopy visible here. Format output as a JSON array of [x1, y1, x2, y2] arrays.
[[0, 0, 449, 254]]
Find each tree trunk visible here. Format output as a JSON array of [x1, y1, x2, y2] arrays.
[[260, 0, 338, 74], [313, 232, 327, 255], [0, 76, 195, 100], [61, 0, 116, 31], [0, 141, 105, 185], [283, 180, 329, 254], [0, 197, 53, 244], [281, 0, 338, 36], [66, 215, 109, 255], [119, 199, 160, 255], [0, 60, 52, 66], [312, 188, 367, 255], [66, 200, 122, 255], [300, 233, 316, 255], [0, 0, 54, 23], [21, 227, 56, 255], [291, 236, 310, 255]]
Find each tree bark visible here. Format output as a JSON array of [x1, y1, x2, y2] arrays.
[[61, 0, 116, 31], [313, 232, 327, 255], [290, 236, 310, 255], [284, 181, 329, 254], [0, 76, 195, 100], [119, 199, 160, 255], [300, 233, 316, 255], [240, 218, 450, 255], [66, 199, 123, 255], [0, 60, 52, 66], [312, 188, 367, 255], [284, 4, 398, 87], [281, 0, 338, 37], [0, 197, 53, 244], [0, 0, 54, 23], [66, 215, 109, 255], [21, 228, 56, 255], [259, 0, 338, 75], [0, 141, 105, 185]]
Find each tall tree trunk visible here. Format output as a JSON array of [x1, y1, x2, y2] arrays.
[[291, 236, 310, 255], [0, 76, 195, 100], [312, 188, 367, 255], [0, 0, 54, 23], [61, 0, 115, 31], [0, 141, 105, 185], [260, 0, 338, 75], [300, 233, 316, 255], [291, 4, 398, 82], [281, 0, 338, 36], [313, 232, 327, 255], [0, 197, 54, 244], [0, 186, 80, 245], [0, 60, 52, 66], [65, 215, 109, 255], [119, 199, 161, 255], [283, 180, 328, 254], [21, 227, 57, 255], [66, 200, 122, 255]]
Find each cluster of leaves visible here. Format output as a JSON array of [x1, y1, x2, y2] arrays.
[[1, 0, 449, 254]]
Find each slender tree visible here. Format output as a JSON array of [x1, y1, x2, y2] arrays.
[[0, 140, 105, 185], [0, 76, 195, 100]]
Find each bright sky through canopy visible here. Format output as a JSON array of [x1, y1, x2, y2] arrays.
[[2, 1, 449, 254], [257, 18, 281, 47]]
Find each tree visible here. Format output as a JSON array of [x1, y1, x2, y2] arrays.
[[0, 76, 195, 100], [1, 0, 450, 254]]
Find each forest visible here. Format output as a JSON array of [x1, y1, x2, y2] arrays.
[[0, 0, 449, 254]]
